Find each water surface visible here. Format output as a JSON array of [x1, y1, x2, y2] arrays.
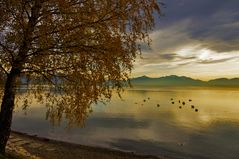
[[12, 87, 239, 159]]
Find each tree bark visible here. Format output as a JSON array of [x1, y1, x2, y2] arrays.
[[0, 68, 20, 154], [0, 1, 43, 154]]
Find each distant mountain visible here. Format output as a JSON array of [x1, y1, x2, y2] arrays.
[[208, 78, 239, 87], [131, 75, 239, 87]]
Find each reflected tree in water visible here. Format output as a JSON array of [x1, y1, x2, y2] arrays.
[[0, 0, 162, 153]]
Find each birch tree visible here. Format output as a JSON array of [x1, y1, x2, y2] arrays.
[[0, 0, 161, 153]]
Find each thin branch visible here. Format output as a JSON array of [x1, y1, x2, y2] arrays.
[[0, 64, 9, 75], [0, 42, 15, 61]]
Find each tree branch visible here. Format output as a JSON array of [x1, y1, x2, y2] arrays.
[[0, 64, 9, 75], [0, 42, 15, 62]]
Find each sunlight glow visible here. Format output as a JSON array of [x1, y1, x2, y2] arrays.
[[197, 48, 214, 60], [132, 44, 239, 80]]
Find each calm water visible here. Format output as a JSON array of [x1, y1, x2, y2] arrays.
[[12, 87, 239, 159]]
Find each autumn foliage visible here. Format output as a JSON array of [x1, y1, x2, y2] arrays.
[[0, 0, 160, 153]]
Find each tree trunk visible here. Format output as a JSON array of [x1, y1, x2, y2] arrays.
[[0, 68, 19, 154]]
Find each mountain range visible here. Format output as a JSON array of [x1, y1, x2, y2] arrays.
[[130, 75, 239, 87]]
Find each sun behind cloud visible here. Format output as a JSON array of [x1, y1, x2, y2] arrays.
[[132, 0, 239, 80]]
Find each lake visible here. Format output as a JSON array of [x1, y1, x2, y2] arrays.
[[12, 87, 239, 159]]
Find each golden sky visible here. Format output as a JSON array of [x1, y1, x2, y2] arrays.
[[132, 0, 239, 80]]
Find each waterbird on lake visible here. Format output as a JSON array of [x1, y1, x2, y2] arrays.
[[171, 98, 173, 100], [179, 100, 181, 103], [182, 102, 185, 105], [179, 106, 182, 109], [189, 99, 192, 102], [172, 102, 175, 104], [195, 109, 198, 112], [178, 143, 184, 146], [148, 97, 150, 100], [143, 99, 146, 102], [157, 104, 160, 107], [191, 105, 194, 109]]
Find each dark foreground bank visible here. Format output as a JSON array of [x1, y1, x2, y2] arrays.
[[6, 131, 174, 159]]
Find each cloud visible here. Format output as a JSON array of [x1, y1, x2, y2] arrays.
[[159, 53, 177, 60], [197, 57, 237, 64], [132, 0, 239, 79], [200, 40, 239, 52], [149, 20, 195, 53], [162, 0, 239, 51]]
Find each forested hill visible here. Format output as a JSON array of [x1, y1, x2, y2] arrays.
[[131, 75, 239, 87]]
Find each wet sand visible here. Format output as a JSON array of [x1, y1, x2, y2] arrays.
[[7, 131, 172, 159]]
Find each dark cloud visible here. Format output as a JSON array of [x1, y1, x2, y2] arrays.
[[160, 0, 239, 27], [178, 56, 197, 60], [133, 0, 239, 78], [159, 53, 177, 60], [159, 54, 197, 61], [177, 62, 192, 66], [157, 0, 239, 52], [197, 57, 237, 64], [201, 40, 239, 52]]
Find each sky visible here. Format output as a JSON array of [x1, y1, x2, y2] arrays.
[[132, 0, 239, 80]]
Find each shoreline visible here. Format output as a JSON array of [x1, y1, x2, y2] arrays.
[[7, 130, 172, 159]]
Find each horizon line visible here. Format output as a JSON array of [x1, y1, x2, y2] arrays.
[[131, 75, 239, 82]]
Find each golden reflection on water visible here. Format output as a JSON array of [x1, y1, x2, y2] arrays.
[[12, 87, 239, 159], [93, 87, 239, 129], [14, 87, 239, 128]]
